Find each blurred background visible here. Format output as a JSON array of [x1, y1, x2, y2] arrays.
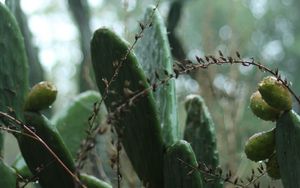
[[2, 0, 300, 187]]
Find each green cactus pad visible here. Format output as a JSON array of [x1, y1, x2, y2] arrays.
[[12, 154, 33, 178], [266, 154, 281, 180], [24, 81, 57, 112], [135, 5, 178, 146], [80, 173, 112, 188], [184, 94, 221, 188], [244, 128, 275, 162], [276, 110, 300, 187], [250, 91, 281, 121], [164, 140, 203, 188], [0, 133, 3, 157], [258, 76, 292, 111], [18, 111, 77, 188], [52, 91, 102, 158], [0, 2, 29, 124], [91, 28, 164, 188], [0, 160, 17, 188]]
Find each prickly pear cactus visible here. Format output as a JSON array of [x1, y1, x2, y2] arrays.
[[0, 2, 28, 121], [0, 134, 3, 157], [91, 28, 164, 188], [52, 91, 103, 158], [183, 94, 221, 188], [276, 110, 300, 187], [135, 5, 178, 146], [12, 154, 33, 179], [80, 173, 112, 188], [0, 160, 17, 188], [18, 111, 77, 188], [164, 140, 203, 188]]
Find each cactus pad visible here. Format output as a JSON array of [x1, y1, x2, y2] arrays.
[[135, 5, 178, 146], [91, 28, 164, 188]]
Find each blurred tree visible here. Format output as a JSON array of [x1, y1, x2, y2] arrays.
[[67, 0, 94, 92]]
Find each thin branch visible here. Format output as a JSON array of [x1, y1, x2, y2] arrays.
[[0, 112, 86, 188]]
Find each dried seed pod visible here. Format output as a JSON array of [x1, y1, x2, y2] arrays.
[[244, 129, 275, 162], [266, 154, 281, 180], [250, 91, 281, 121], [24, 81, 57, 112], [258, 76, 292, 111]]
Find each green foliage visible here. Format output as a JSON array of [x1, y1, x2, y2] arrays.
[[184, 95, 221, 188], [12, 154, 33, 178], [18, 111, 76, 188], [135, 5, 178, 146], [53, 91, 102, 158], [0, 160, 17, 188], [91, 28, 164, 188], [0, 2, 28, 122], [80, 173, 112, 188], [276, 110, 300, 187], [164, 140, 203, 188]]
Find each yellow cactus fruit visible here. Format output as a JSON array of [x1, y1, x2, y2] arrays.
[[250, 91, 281, 121], [24, 81, 57, 112], [244, 129, 275, 162], [258, 76, 292, 111]]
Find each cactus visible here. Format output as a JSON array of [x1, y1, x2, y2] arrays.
[[17, 111, 77, 188], [135, 5, 178, 146], [80, 173, 112, 188], [184, 94, 221, 188], [53, 91, 102, 158], [164, 140, 203, 188], [275, 110, 300, 187], [12, 154, 33, 178], [244, 128, 275, 162], [0, 2, 28, 121], [91, 28, 164, 188], [0, 160, 17, 188]]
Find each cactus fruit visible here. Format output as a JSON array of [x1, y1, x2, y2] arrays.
[[184, 94, 221, 188], [91, 28, 164, 188], [275, 110, 300, 188], [244, 128, 275, 162], [18, 111, 77, 188], [0, 160, 17, 188], [24, 81, 57, 112], [135, 5, 178, 146], [164, 140, 203, 188], [258, 76, 292, 111], [250, 91, 281, 121], [266, 154, 280, 180]]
